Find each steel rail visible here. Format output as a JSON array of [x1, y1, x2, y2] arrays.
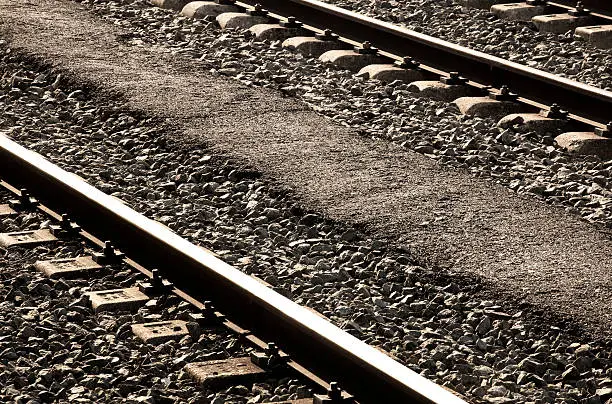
[[0, 133, 467, 403], [242, 0, 611, 126], [548, 0, 612, 14]]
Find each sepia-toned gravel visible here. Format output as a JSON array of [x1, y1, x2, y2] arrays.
[[1, 18, 612, 404]]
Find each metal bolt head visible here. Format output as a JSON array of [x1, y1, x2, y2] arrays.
[[315, 29, 338, 41], [569, 1, 590, 16], [328, 382, 342, 400], [266, 343, 278, 355], [202, 300, 215, 314], [103, 241, 114, 254], [595, 123, 612, 138]]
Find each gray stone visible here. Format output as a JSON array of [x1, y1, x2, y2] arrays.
[[454, 97, 524, 119], [282, 37, 346, 57], [455, 0, 506, 9], [355, 64, 430, 83], [407, 81, 476, 101], [490, 3, 548, 21], [249, 24, 306, 41], [555, 132, 612, 159], [532, 14, 594, 34], [575, 25, 612, 49], [150, 0, 191, 11], [216, 12, 268, 30], [319, 50, 385, 72], [497, 112, 567, 133], [181, 1, 237, 18]]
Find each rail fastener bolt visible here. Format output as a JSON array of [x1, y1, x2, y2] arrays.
[[186, 301, 225, 325], [280, 16, 303, 28], [8, 188, 38, 211], [92, 241, 126, 265], [594, 121, 612, 138], [440, 71, 468, 85], [315, 29, 339, 41], [49, 213, 82, 238], [250, 342, 289, 370], [489, 85, 518, 102], [354, 41, 378, 55], [138, 268, 174, 295], [541, 103, 568, 120], [247, 3, 268, 17], [314, 382, 355, 403], [569, 1, 590, 16], [394, 56, 420, 69]]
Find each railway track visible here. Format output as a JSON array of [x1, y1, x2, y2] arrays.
[[153, 0, 611, 155], [462, 0, 612, 19], [0, 134, 467, 403], [1, 0, 612, 402], [460, 1, 612, 44]]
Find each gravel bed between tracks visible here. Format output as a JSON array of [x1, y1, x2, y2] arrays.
[[1, 25, 612, 404], [323, 0, 612, 90], [78, 0, 612, 229], [0, 215, 311, 403]]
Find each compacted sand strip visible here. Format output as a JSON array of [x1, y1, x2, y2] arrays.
[[0, 0, 610, 338]]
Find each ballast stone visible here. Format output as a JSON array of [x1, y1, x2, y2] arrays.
[[181, 1, 237, 18], [216, 12, 268, 30], [490, 2, 548, 21], [497, 113, 567, 133], [151, 0, 191, 10], [407, 81, 476, 102], [249, 24, 306, 41], [555, 132, 612, 160], [282, 37, 347, 57], [319, 50, 385, 72], [532, 14, 593, 34], [455, 0, 506, 9], [356, 64, 430, 83], [455, 97, 524, 119], [575, 25, 612, 48]]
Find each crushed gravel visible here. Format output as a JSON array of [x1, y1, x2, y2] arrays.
[[1, 21, 612, 404], [322, 0, 612, 90]]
